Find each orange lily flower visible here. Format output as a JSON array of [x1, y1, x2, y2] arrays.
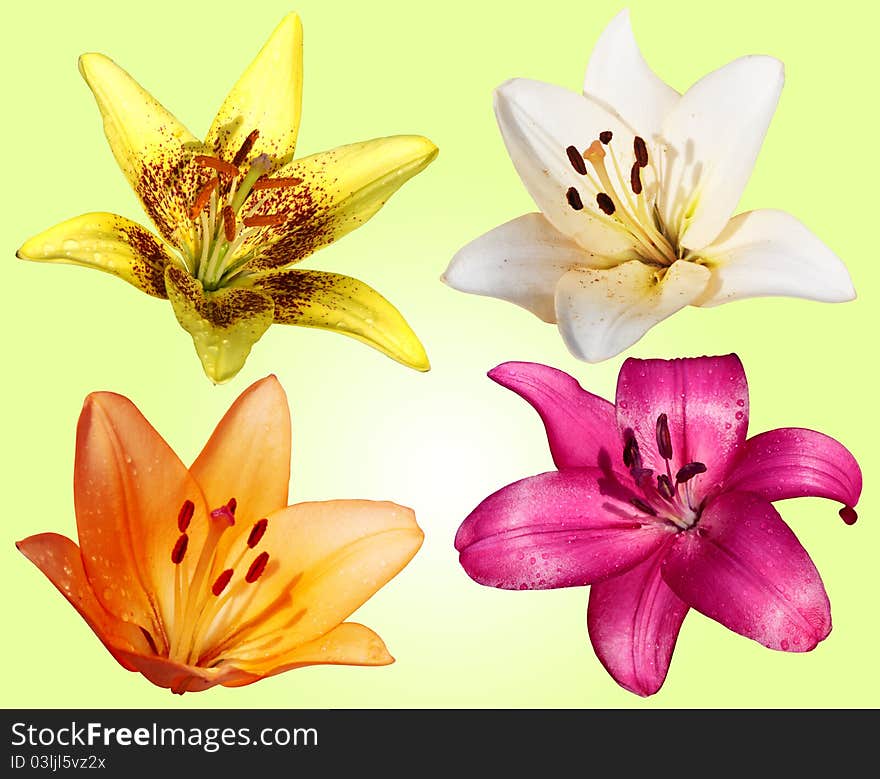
[[17, 376, 423, 694]]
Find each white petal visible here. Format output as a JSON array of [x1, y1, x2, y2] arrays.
[[659, 56, 784, 251], [493, 78, 642, 258], [583, 9, 679, 140], [555, 259, 710, 362], [443, 213, 604, 323], [694, 209, 855, 307]]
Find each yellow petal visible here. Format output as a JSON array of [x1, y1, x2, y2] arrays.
[[242, 135, 439, 271], [78, 53, 208, 246], [165, 266, 274, 383], [17, 212, 172, 298], [221, 623, 393, 682], [205, 14, 303, 167], [246, 269, 429, 371]]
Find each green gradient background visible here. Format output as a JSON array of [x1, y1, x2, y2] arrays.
[[2, 0, 876, 708]]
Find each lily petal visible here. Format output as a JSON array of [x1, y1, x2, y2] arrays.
[[74, 391, 210, 649], [487, 361, 619, 470], [615, 354, 749, 501], [694, 209, 855, 306], [587, 541, 688, 697], [221, 623, 393, 682], [493, 78, 643, 258], [241, 136, 438, 272], [205, 14, 303, 167], [190, 375, 291, 529], [662, 491, 831, 651], [78, 53, 207, 247], [723, 428, 862, 509], [207, 500, 422, 654], [554, 259, 710, 362], [455, 470, 674, 590], [247, 269, 429, 371], [443, 213, 604, 324], [111, 648, 253, 694], [16, 533, 151, 664], [583, 9, 679, 140], [165, 266, 274, 384], [17, 212, 172, 298], [660, 55, 784, 250]]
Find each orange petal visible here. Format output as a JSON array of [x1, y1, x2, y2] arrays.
[[74, 392, 210, 650], [206, 500, 422, 658], [16, 533, 151, 669], [220, 622, 393, 685], [190, 374, 291, 540], [112, 648, 256, 694]]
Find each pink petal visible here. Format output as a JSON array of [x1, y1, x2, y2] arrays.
[[489, 362, 620, 471], [723, 428, 862, 512], [662, 491, 831, 651], [588, 541, 688, 697], [615, 355, 748, 502], [455, 470, 674, 590]]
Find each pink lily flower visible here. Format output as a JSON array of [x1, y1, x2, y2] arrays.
[[455, 355, 862, 696]]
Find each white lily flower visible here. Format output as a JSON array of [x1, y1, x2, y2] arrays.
[[443, 9, 855, 362]]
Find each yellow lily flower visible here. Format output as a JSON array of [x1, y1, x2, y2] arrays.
[[17, 14, 437, 383]]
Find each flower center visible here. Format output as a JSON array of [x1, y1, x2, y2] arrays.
[[165, 497, 273, 666], [175, 130, 302, 291], [563, 130, 680, 266], [621, 413, 707, 531]]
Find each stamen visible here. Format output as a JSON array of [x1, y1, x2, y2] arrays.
[[676, 462, 707, 483], [565, 145, 588, 175], [177, 500, 195, 532], [596, 193, 615, 215], [194, 155, 241, 178], [222, 206, 237, 242], [566, 187, 584, 210], [171, 534, 189, 565], [629, 498, 657, 516], [630, 162, 643, 195], [247, 518, 268, 548], [245, 551, 269, 583], [243, 214, 287, 228], [599, 130, 613, 145], [656, 413, 673, 460], [189, 178, 218, 221], [231, 130, 260, 169], [657, 474, 675, 499], [252, 176, 303, 190], [839, 506, 858, 525], [211, 569, 234, 597], [623, 434, 642, 470], [634, 136, 648, 168]]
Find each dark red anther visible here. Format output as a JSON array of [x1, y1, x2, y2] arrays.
[[630, 162, 643, 195], [252, 176, 303, 190], [227, 497, 237, 515], [676, 462, 707, 483], [566, 145, 588, 175], [222, 205, 237, 242], [599, 130, 613, 144], [242, 213, 287, 228], [839, 506, 858, 525], [623, 433, 642, 470], [634, 136, 648, 167], [656, 413, 673, 460], [177, 499, 195, 532], [189, 178, 219, 221], [566, 187, 584, 210], [194, 155, 240, 177], [657, 474, 675, 500], [630, 467, 653, 487], [245, 551, 270, 583], [211, 568, 234, 596], [596, 192, 615, 215], [247, 518, 268, 548], [171, 534, 189, 565], [232, 129, 260, 168], [630, 498, 657, 516]]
